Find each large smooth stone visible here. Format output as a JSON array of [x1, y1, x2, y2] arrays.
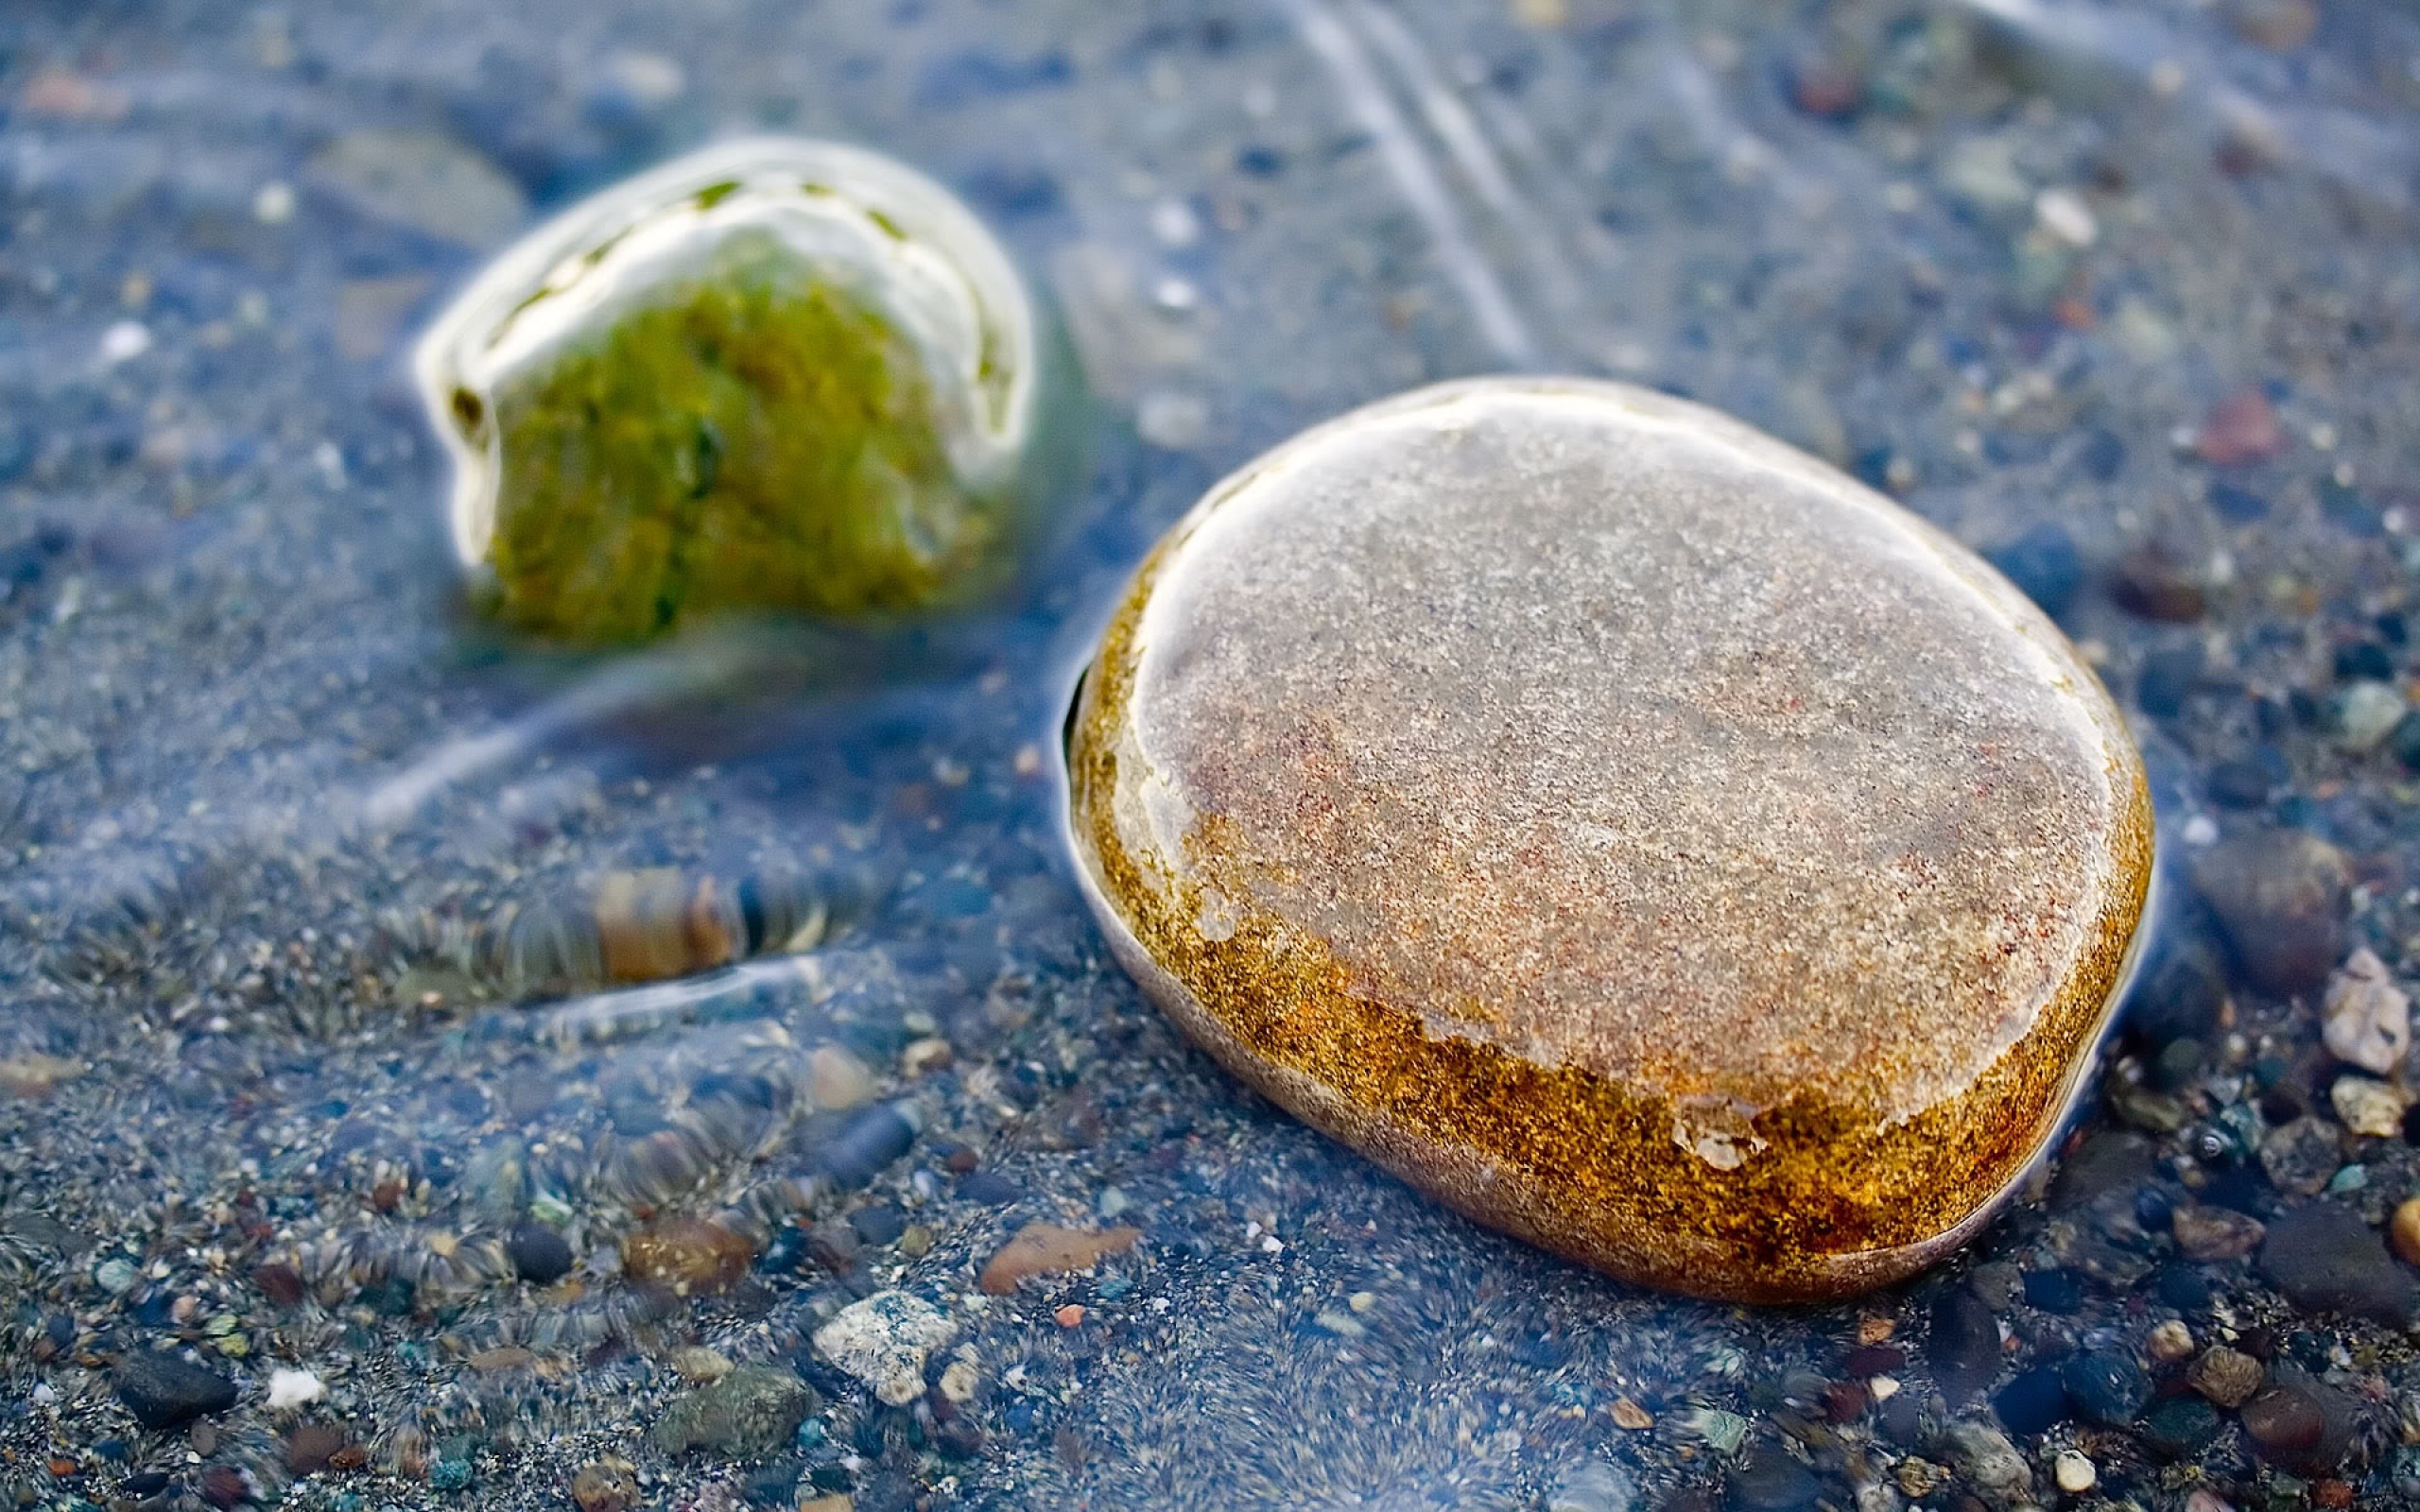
[[1063, 377, 2152, 1302]]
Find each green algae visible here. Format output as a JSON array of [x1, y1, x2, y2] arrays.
[[480, 233, 1008, 643]]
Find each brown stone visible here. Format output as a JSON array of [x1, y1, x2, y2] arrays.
[[2172, 1203, 2266, 1262], [2196, 388, 2287, 464], [285, 1423, 352, 1476], [592, 870, 740, 983], [620, 1216, 753, 1297], [2240, 1384, 2326, 1460], [252, 1262, 304, 1307], [1063, 378, 2153, 1302], [570, 1460, 640, 1512], [2393, 1197, 2420, 1267], [977, 1222, 1141, 1295], [2188, 1346, 2264, 1409]]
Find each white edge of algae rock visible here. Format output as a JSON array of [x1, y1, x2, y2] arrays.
[[412, 134, 1041, 576]]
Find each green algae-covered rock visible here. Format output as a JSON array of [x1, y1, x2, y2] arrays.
[[416, 137, 1063, 643]]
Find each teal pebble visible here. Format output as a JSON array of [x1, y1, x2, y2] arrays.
[[430, 1458, 473, 1491], [795, 1418, 827, 1452], [1097, 1273, 1133, 1300], [2327, 1163, 2368, 1194]]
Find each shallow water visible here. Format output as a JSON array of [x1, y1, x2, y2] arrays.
[[5, 2, 2420, 1509]]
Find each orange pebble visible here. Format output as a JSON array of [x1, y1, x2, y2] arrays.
[[1055, 1303, 1086, 1328]]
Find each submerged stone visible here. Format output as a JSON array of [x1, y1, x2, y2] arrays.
[[1063, 377, 2152, 1302], [416, 136, 1067, 643]]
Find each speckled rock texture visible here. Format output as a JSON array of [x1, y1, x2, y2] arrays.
[[1065, 377, 2154, 1301]]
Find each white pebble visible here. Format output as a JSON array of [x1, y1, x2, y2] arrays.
[[2034, 187, 2099, 248], [2053, 1449, 2097, 1493], [814, 1290, 954, 1407], [266, 1367, 325, 1410], [97, 319, 151, 366], [1137, 390, 1208, 450], [2324, 948, 2411, 1074], [1150, 198, 1201, 248], [253, 180, 296, 225]]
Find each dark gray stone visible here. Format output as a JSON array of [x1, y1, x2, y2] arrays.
[[2258, 1202, 2416, 1323], [112, 1350, 237, 1431]]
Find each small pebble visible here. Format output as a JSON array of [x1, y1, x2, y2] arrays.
[[506, 1221, 574, 1285], [2146, 1318, 2195, 1364], [1731, 1448, 1823, 1511], [96, 320, 151, 367], [977, 1222, 1140, 1295], [1055, 1302, 1086, 1328], [111, 1350, 237, 1431], [621, 1217, 753, 1297], [2172, 1204, 2265, 1261], [2196, 389, 2287, 465], [1546, 1457, 1638, 1512], [814, 1290, 954, 1406], [650, 1366, 816, 1458], [2259, 1115, 2343, 1197], [2335, 681, 2408, 752], [2052, 1450, 2096, 1494], [2142, 1395, 2225, 1458], [2062, 1348, 2151, 1425], [2323, 949, 2411, 1074], [668, 1347, 733, 1383], [2188, 1346, 2265, 1408], [816, 1101, 923, 1190], [2330, 1075, 2405, 1138], [2189, 830, 2348, 995], [2258, 1200, 2417, 1322], [2033, 188, 2097, 248], [569, 1461, 640, 1512], [2239, 1383, 2326, 1460], [939, 1358, 979, 1404], [1927, 1286, 2002, 1402], [849, 1204, 908, 1247], [899, 1036, 954, 1076], [1938, 1420, 2032, 1504], [284, 1423, 351, 1476], [265, 1368, 324, 1411], [2393, 1196, 2420, 1265], [809, 1044, 878, 1111]]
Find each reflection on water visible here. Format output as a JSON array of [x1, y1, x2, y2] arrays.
[[3, 0, 2420, 1507]]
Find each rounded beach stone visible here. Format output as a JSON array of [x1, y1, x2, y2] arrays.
[[415, 137, 1065, 642], [1062, 377, 2152, 1302]]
